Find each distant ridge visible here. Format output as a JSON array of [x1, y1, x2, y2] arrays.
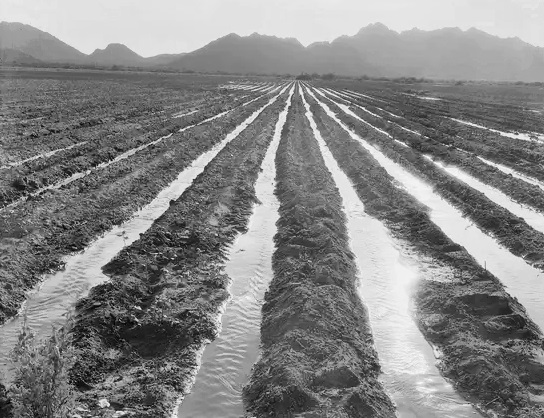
[[0, 22, 85, 62], [1, 21, 544, 81], [88, 43, 145, 66]]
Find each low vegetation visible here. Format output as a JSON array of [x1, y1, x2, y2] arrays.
[[7, 317, 75, 418]]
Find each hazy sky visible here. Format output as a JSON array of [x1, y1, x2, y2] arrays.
[[3, 0, 544, 57]]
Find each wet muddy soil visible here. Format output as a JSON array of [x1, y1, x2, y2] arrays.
[[0, 96, 270, 327], [68, 93, 289, 417], [244, 91, 396, 418], [306, 90, 544, 417], [316, 92, 544, 272]]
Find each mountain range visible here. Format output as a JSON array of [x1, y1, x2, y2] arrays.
[[1, 21, 544, 81]]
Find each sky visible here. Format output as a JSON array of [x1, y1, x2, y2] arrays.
[[2, 0, 544, 57]]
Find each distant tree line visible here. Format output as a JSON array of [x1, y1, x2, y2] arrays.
[[295, 72, 336, 80], [3, 61, 543, 86]]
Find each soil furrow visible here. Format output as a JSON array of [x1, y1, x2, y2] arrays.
[[310, 88, 544, 272], [176, 85, 295, 418], [0, 92, 273, 208], [66, 86, 291, 417], [244, 86, 395, 418], [332, 86, 544, 184], [322, 88, 544, 214], [305, 85, 544, 418], [0, 90, 277, 327]]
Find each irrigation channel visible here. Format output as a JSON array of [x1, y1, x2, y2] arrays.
[[323, 87, 544, 204], [317, 87, 544, 234], [451, 118, 544, 142], [0, 88, 283, 212], [300, 88, 478, 417], [306, 85, 544, 337], [176, 85, 295, 418], [3, 80, 544, 416], [0, 141, 88, 170], [477, 156, 544, 191], [0, 83, 291, 382]]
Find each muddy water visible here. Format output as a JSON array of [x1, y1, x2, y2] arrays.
[[307, 86, 544, 338], [301, 88, 477, 417], [176, 85, 294, 418], [0, 84, 291, 383]]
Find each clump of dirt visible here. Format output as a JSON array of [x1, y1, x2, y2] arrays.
[[244, 93, 396, 417]]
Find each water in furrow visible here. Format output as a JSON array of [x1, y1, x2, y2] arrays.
[[301, 87, 478, 417], [1, 93, 275, 211], [315, 88, 544, 233], [325, 90, 544, 203], [333, 89, 402, 118], [305, 85, 544, 342], [450, 118, 544, 142], [176, 84, 294, 418], [173, 109, 199, 118], [425, 155, 544, 231], [477, 156, 544, 191], [0, 84, 291, 383], [322, 88, 385, 119], [0, 141, 88, 171]]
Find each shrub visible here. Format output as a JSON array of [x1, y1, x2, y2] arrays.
[[9, 316, 76, 418]]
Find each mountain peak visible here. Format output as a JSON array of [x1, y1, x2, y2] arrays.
[[357, 22, 393, 35], [0, 21, 85, 62], [94, 43, 137, 53], [88, 42, 143, 65]]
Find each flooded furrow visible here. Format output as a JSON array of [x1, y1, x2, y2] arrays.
[[301, 88, 477, 417], [0, 84, 291, 382], [0, 141, 88, 170], [173, 109, 199, 118], [334, 89, 402, 119], [2, 93, 274, 211], [450, 118, 544, 142], [322, 88, 385, 119], [323, 89, 544, 215], [314, 88, 393, 139], [315, 88, 544, 230], [176, 85, 294, 418], [425, 155, 544, 231], [306, 86, 544, 334], [342, 89, 387, 104], [477, 156, 544, 191]]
